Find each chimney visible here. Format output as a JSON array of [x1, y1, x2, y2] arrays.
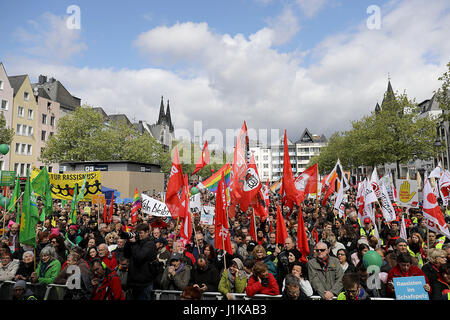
[[38, 75, 47, 84], [49, 77, 56, 83]]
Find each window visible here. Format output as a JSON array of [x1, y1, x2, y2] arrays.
[[263, 155, 268, 160], [41, 130, 46, 141], [0, 80, 3, 90], [42, 114, 47, 124], [15, 143, 20, 154], [21, 144, 26, 155], [14, 163, 19, 174], [0, 161, 3, 171], [24, 92, 29, 101], [50, 116, 55, 126], [28, 126, 33, 136], [21, 125, 27, 136], [27, 109, 33, 120], [16, 124, 22, 135], [48, 166, 52, 173], [1, 100, 8, 110], [49, 132, 54, 137], [27, 145, 32, 156], [18, 106, 24, 117], [26, 164, 31, 174]]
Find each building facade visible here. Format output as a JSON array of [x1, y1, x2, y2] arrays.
[[251, 128, 327, 182], [8, 75, 38, 177], [0, 63, 14, 171]]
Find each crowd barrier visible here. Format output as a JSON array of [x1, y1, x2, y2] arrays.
[[0, 281, 394, 300]]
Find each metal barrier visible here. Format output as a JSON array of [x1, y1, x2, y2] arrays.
[[0, 282, 394, 301], [151, 290, 283, 301]]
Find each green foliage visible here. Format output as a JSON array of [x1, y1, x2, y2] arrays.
[[0, 112, 15, 145], [436, 62, 450, 121], [311, 90, 438, 175], [40, 106, 168, 171]]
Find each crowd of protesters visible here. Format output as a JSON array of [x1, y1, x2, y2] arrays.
[[0, 184, 449, 301]]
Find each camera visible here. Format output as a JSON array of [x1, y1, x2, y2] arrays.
[[120, 231, 139, 241]]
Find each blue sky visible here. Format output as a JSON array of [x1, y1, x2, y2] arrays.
[[0, 0, 448, 146]]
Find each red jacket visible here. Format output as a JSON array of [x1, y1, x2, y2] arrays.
[[92, 269, 124, 300], [101, 252, 118, 270], [386, 264, 430, 297], [245, 273, 280, 297]]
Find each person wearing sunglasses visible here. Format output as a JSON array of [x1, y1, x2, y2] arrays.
[[306, 241, 344, 300]]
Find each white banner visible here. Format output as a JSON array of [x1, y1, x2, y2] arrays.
[[200, 206, 215, 225], [190, 193, 202, 215], [141, 194, 171, 217]]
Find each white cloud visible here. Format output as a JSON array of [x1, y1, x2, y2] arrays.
[[295, 0, 330, 17], [14, 12, 87, 63], [5, 0, 450, 148]]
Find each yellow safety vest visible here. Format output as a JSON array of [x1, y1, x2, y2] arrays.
[[407, 246, 424, 268]]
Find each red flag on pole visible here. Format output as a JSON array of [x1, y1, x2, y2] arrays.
[[249, 210, 257, 241], [192, 141, 210, 175], [240, 154, 262, 213], [108, 193, 114, 223], [294, 163, 318, 203], [276, 204, 288, 245], [103, 200, 108, 223], [179, 174, 192, 242], [165, 147, 185, 218], [215, 172, 232, 255], [230, 121, 249, 205], [296, 207, 309, 263], [281, 130, 301, 207]]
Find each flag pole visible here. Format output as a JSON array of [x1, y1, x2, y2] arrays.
[[0, 192, 25, 225]]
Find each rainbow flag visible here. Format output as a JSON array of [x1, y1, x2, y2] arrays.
[[197, 163, 231, 192], [131, 187, 141, 212]]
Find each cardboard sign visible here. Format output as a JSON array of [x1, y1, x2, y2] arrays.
[[190, 193, 201, 215], [395, 179, 419, 208], [92, 194, 105, 206], [200, 206, 215, 225], [393, 276, 429, 300], [141, 193, 171, 217]]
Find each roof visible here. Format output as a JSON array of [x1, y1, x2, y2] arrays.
[[31, 85, 52, 100], [59, 160, 161, 166], [295, 128, 327, 144], [8, 75, 27, 97], [32, 78, 80, 110]]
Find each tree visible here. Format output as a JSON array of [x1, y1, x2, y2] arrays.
[[436, 62, 450, 121], [0, 112, 15, 145], [40, 106, 170, 171]]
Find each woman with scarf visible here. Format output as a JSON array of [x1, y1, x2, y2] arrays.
[[218, 258, 248, 300], [160, 252, 191, 291], [30, 246, 61, 284]]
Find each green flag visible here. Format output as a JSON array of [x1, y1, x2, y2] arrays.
[[70, 183, 78, 224], [78, 174, 88, 201], [19, 170, 40, 247], [31, 166, 53, 222], [8, 174, 20, 211]]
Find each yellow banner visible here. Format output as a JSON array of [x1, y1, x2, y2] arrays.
[[31, 168, 102, 201]]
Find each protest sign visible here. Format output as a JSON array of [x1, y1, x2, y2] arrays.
[[200, 206, 215, 225], [141, 193, 171, 217], [190, 193, 202, 215], [0, 171, 15, 186], [393, 276, 429, 300], [31, 168, 102, 201], [395, 179, 418, 208]]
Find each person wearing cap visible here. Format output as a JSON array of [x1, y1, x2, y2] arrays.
[[218, 257, 248, 300], [360, 217, 376, 238], [160, 252, 191, 291], [155, 237, 170, 267], [12, 280, 37, 300]]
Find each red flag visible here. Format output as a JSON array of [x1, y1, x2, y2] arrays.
[[276, 204, 288, 245], [215, 172, 232, 255], [281, 130, 301, 207], [179, 174, 192, 242], [103, 200, 108, 223], [192, 141, 210, 175], [239, 154, 262, 213], [108, 193, 114, 223], [230, 121, 249, 205], [249, 210, 257, 241], [296, 207, 309, 263], [165, 147, 185, 218], [294, 163, 318, 203], [423, 173, 450, 238]]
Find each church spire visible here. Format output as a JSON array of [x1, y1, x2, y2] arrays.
[[157, 96, 165, 125], [166, 99, 174, 132]]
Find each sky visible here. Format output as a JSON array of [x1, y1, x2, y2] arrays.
[[0, 0, 449, 150]]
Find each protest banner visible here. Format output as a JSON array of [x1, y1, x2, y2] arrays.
[[395, 179, 419, 208], [0, 171, 16, 186], [190, 193, 202, 215], [31, 167, 102, 201], [393, 276, 429, 300], [141, 193, 171, 217], [200, 206, 215, 225]]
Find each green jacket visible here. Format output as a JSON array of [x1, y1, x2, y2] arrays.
[[36, 259, 61, 284], [218, 269, 247, 295]]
